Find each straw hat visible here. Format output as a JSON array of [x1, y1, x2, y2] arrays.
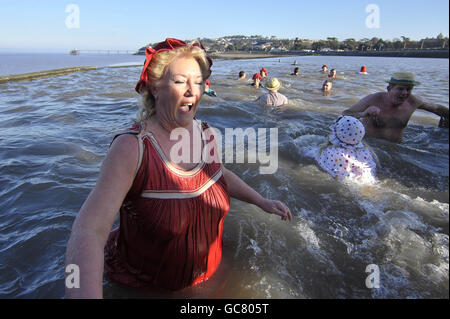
[[386, 72, 420, 85], [265, 77, 282, 91]]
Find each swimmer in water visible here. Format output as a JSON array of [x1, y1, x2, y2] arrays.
[[251, 73, 262, 88], [328, 68, 337, 79], [291, 67, 300, 76], [316, 115, 378, 183], [238, 71, 246, 81], [321, 65, 328, 73], [260, 67, 268, 79], [321, 80, 333, 95], [256, 77, 288, 107], [204, 79, 217, 97], [342, 72, 449, 142]]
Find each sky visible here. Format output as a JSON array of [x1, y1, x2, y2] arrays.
[[0, 0, 448, 52]]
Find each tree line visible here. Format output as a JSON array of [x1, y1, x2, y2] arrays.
[[197, 34, 449, 52]]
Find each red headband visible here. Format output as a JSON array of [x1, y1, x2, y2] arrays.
[[135, 38, 213, 93]]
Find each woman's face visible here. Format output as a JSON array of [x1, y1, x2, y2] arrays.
[[153, 56, 204, 128]]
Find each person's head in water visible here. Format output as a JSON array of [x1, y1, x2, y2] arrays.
[[322, 80, 332, 92], [328, 69, 337, 78], [238, 71, 246, 80], [260, 67, 267, 78], [292, 67, 299, 76], [252, 73, 262, 88], [322, 64, 328, 73]]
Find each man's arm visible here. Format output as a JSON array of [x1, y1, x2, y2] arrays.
[[342, 93, 380, 119], [417, 99, 449, 126], [416, 97, 449, 128]]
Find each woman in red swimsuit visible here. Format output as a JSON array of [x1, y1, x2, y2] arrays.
[[65, 38, 292, 298]]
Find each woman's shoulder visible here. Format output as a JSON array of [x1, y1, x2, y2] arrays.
[[110, 133, 139, 157], [110, 122, 142, 158], [106, 133, 140, 177]]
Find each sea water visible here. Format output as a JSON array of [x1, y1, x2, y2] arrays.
[[0, 54, 448, 298]]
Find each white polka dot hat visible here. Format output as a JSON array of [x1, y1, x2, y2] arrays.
[[329, 116, 366, 148]]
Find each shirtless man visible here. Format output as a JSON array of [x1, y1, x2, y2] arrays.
[[343, 72, 449, 142]]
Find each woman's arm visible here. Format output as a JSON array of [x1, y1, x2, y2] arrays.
[[221, 166, 292, 221], [65, 134, 139, 298]]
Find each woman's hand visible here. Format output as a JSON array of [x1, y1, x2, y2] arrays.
[[257, 198, 292, 222]]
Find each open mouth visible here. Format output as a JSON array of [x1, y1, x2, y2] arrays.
[[180, 103, 194, 112]]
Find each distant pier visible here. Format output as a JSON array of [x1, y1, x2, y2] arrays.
[[69, 49, 136, 55]]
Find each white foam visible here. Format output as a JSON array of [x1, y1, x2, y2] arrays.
[[247, 238, 262, 255]]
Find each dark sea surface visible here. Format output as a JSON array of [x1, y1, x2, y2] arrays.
[[0, 54, 448, 298]]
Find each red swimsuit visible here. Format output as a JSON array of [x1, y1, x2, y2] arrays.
[[104, 121, 230, 290]]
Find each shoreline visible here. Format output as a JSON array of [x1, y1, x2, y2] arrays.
[[209, 52, 298, 60], [209, 49, 449, 60]]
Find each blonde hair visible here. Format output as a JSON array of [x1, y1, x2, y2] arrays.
[[138, 43, 211, 121]]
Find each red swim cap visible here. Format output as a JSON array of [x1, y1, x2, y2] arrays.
[[252, 73, 262, 80], [360, 66, 367, 72], [136, 38, 212, 93]]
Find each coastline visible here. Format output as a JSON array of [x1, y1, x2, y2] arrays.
[[209, 49, 449, 60], [209, 52, 298, 60]]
